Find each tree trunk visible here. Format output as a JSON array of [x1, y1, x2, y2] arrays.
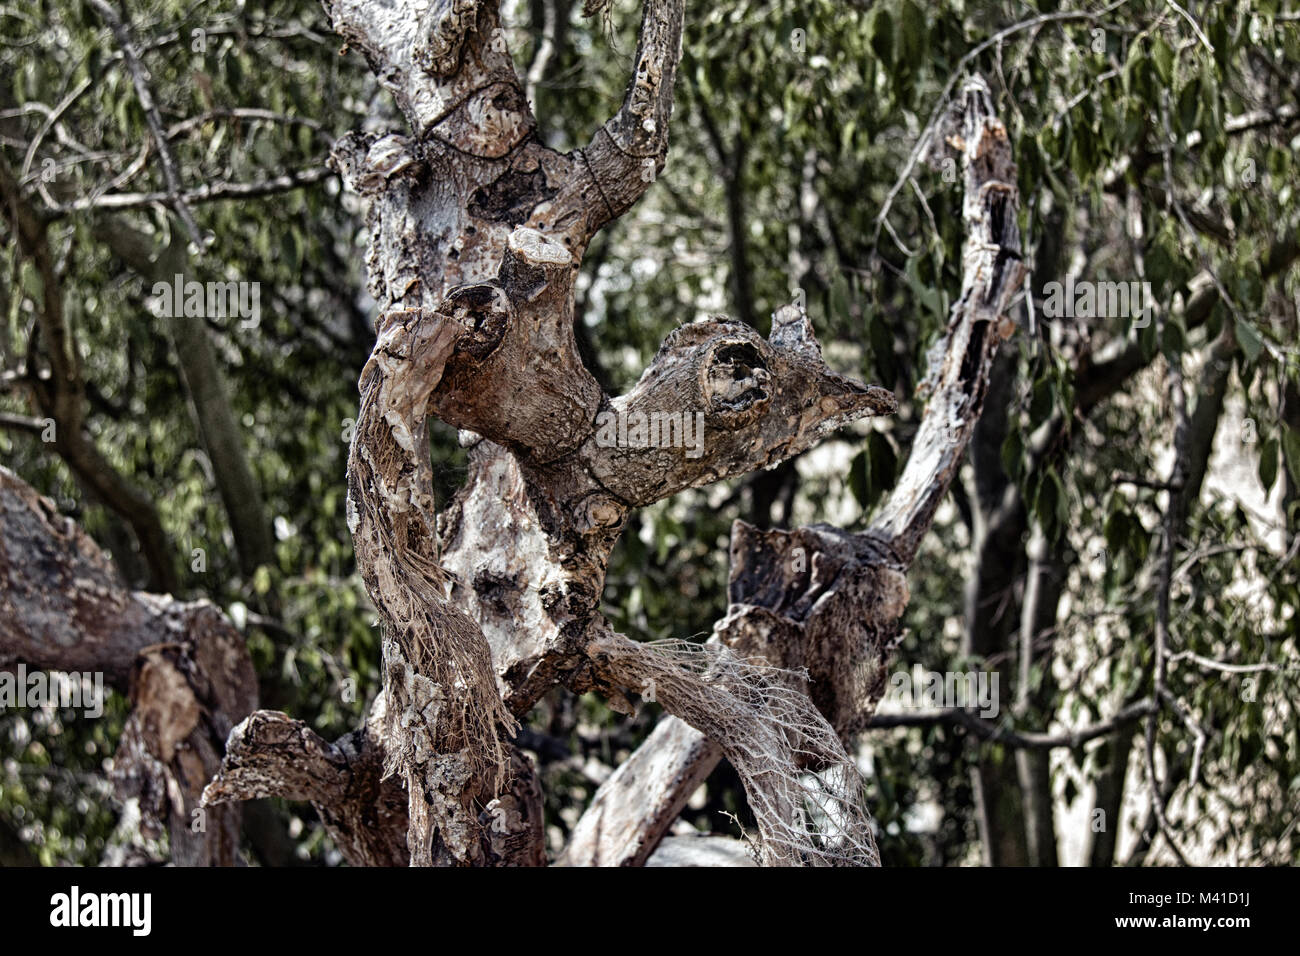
[[204, 9, 1027, 866]]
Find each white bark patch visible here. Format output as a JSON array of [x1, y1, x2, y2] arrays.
[[507, 226, 573, 266], [384, 411, 417, 454]]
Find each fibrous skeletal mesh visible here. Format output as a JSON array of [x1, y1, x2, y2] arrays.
[[589, 631, 881, 866]]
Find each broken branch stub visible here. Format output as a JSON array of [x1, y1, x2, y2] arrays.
[[870, 75, 1026, 562], [555, 0, 685, 236], [578, 308, 897, 507], [203, 701, 545, 867], [203, 708, 409, 867], [430, 301, 896, 724], [430, 227, 602, 462]]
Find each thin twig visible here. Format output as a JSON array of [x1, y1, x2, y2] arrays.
[[865, 698, 1157, 750], [46, 164, 333, 216], [89, 0, 204, 246]]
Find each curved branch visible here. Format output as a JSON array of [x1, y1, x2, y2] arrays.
[[560, 0, 685, 237], [203, 709, 410, 867], [0, 158, 177, 592], [864, 699, 1158, 750], [88, 0, 203, 245]]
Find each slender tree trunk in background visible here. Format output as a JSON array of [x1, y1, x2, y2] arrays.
[[1089, 722, 1137, 867], [156, 246, 277, 582], [964, 198, 1068, 867], [0, 158, 178, 594], [1284, 379, 1300, 550], [963, 346, 1030, 866], [1113, 323, 1235, 868], [95, 220, 278, 585], [1016, 524, 1069, 867]]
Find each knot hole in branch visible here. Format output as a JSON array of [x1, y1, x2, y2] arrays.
[[701, 339, 773, 426]]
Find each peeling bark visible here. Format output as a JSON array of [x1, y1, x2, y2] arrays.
[[204, 707, 411, 867], [323, 0, 898, 864]]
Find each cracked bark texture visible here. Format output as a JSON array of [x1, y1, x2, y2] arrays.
[[315, 0, 894, 865]]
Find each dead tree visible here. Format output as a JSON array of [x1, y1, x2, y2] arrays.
[[4, 0, 1025, 866]]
